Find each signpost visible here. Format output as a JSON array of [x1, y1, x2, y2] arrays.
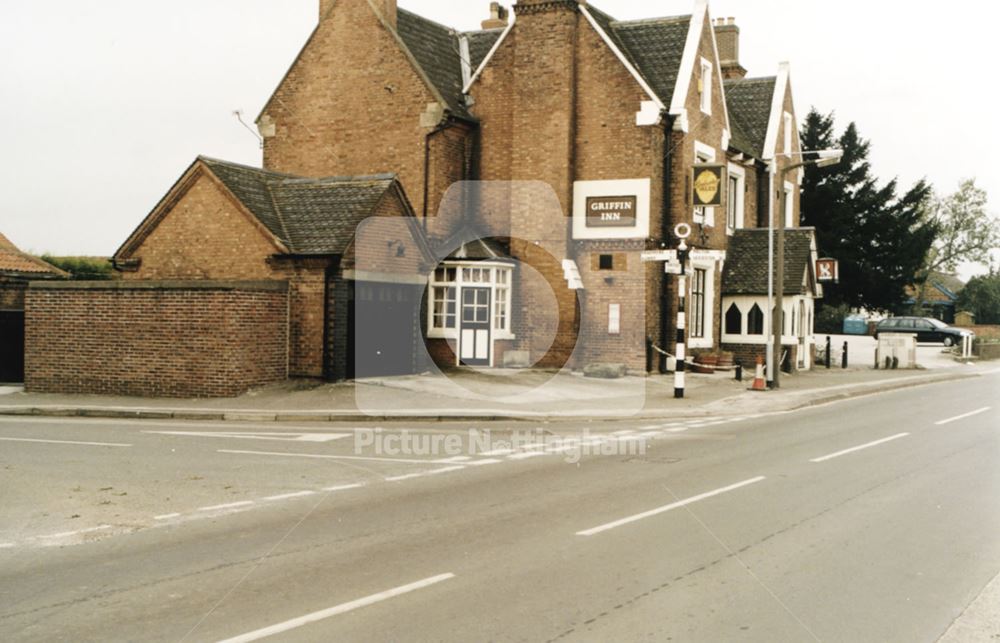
[[673, 223, 692, 399]]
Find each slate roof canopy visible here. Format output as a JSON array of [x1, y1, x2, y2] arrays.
[[0, 232, 69, 279], [722, 228, 818, 296], [199, 157, 407, 256]]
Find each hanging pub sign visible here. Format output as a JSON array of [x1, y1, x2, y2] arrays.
[[816, 258, 839, 282], [691, 164, 726, 207], [585, 196, 637, 228]]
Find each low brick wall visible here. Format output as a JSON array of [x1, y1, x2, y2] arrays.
[[976, 342, 1000, 361], [26, 281, 289, 398]]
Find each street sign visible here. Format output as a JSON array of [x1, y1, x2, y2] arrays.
[[689, 249, 725, 262], [692, 164, 726, 207], [641, 250, 677, 262], [664, 261, 682, 275]]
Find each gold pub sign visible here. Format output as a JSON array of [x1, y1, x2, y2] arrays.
[[691, 164, 726, 207]]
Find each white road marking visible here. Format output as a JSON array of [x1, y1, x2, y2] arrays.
[[217, 573, 455, 643], [154, 513, 182, 521], [38, 525, 112, 539], [935, 407, 991, 426], [197, 501, 254, 512], [667, 427, 690, 433], [218, 449, 457, 465], [507, 451, 547, 460], [323, 483, 366, 492], [576, 476, 767, 537], [477, 447, 514, 456], [144, 430, 350, 443], [463, 458, 502, 466], [809, 433, 911, 463], [0, 543, 15, 549], [262, 491, 316, 502], [385, 466, 466, 482], [0, 437, 132, 447]]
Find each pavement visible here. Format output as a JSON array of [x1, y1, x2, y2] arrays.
[[1, 370, 998, 641], [0, 336, 989, 422]]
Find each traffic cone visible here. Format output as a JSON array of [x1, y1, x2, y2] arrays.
[[751, 357, 767, 391]]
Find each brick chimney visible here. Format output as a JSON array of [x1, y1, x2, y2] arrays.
[[321, 0, 397, 29], [714, 17, 747, 80], [481, 2, 510, 30], [514, 0, 580, 15]]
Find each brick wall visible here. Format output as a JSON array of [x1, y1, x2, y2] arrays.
[[25, 281, 289, 398], [260, 0, 443, 219]]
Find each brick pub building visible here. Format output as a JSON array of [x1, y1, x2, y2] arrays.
[[25, 0, 822, 396]]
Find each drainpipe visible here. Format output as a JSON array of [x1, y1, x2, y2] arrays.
[[658, 113, 676, 373], [423, 118, 455, 233]]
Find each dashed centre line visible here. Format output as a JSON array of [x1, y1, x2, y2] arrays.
[[577, 476, 767, 536], [262, 491, 316, 502], [935, 407, 991, 426], [809, 433, 910, 463], [198, 501, 254, 512], [217, 573, 456, 643]]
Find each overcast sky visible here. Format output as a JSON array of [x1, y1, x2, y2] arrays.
[[1, 0, 997, 277]]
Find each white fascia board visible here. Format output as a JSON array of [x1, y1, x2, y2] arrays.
[[669, 0, 709, 116], [762, 62, 790, 161], [579, 6, 665, 117], [704, 2, 733, 149], [459, 35, 472, 88], [463, 13, 517, 94]]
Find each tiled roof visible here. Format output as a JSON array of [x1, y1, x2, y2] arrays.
[[591, 8, 692, 108], [200, 158, 400, 255], [466, 29, 503, 71], [397, 9, 471, 119], [724, 77, 776, 158], [722, 228, 816, 295], [0, 232, 68, 278]]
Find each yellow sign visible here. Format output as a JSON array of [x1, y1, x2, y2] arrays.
[[692, 165, 725, 207]]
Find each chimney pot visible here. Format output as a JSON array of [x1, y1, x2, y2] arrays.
[[481, 2, 510, 29]]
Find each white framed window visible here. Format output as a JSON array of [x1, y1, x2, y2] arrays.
[[608, 303, 621, 335], [688, 261, 716, 349], [691, 268, 707, 339], [726, 163, 745, 234], [494, 268, 510, 333], [693, 141, 716, 227], [783, 181, 795, 228], [783, 112, 793, 157], [699, 57, 713, 115], [428, 263, 514, 340]]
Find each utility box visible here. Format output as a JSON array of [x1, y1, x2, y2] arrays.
[[842, 314, 869, 335], [877, 333, 917, 369]]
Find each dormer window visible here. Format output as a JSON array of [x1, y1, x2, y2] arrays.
[[699, 58, 713, 115]]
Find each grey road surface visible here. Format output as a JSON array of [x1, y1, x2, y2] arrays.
[[1, 372, 998, 642]]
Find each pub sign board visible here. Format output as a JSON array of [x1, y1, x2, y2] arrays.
[[691, 164, 726, 207], [816, 258, 839, 282], [572, 178, 651, 240], [585, 196, 637, 228]]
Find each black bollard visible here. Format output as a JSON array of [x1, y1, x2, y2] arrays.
[[842, 341, 849, 369], [735, 361, 743, 382], [825, 336, 832, 369]]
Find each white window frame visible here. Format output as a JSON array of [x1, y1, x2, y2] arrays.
[[688, 260, 716, 349], [783, 180, 795, 228], [726, 163, 745, 235], [693, 141, 717, 227], [699, 57, 713, 115], [427, 262, 515, 341]]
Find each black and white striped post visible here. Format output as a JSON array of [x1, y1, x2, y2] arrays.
[[674, 223, 693, 399]]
